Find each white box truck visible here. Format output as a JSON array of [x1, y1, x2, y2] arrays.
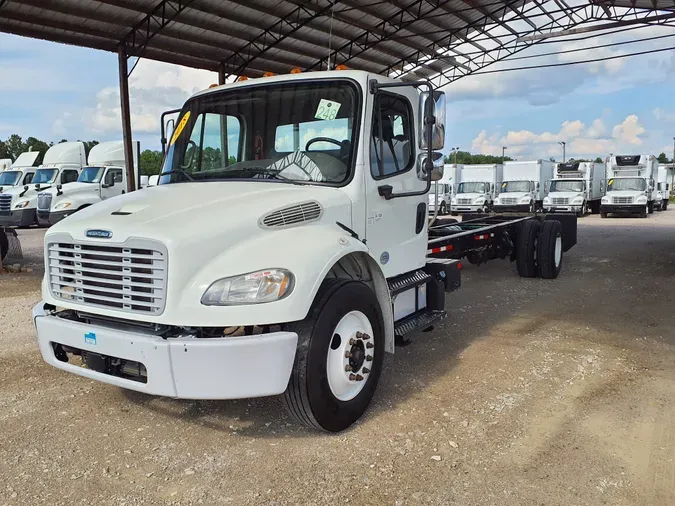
[[601, 155, 658, 218], [450, 163, 502, 214], [656, 165, 671, 211], [428, 163, 461, 215], [37, 141, 139, 226], [32, 70, 577, 432], [0, 143, 84, 227], [493, 160, 555, 213], [543, 161, 605, 216]]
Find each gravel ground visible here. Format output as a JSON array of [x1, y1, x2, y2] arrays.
[[2, 212, 675, 505]]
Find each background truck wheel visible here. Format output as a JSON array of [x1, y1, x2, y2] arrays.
[[640, 205, 648, 218], [600, 211, 608, 218], [648, 201, 654, 214], [283, 279, 384, 432], [450, 211, 458, 217], [529, 201, 535, 213], [439, 202, 447, 215], [516, 219, 541, 278], [0, 229, 8, 261], [537, 220, 563, 279]]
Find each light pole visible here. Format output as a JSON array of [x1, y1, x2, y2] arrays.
[[558, 141, 566, 162], [451, 146, 459, 164], [502, 146, 507, 161]]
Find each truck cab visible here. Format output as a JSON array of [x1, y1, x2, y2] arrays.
[[37, 141, 139, 226], [601, 155, 657, 218], [0, 143, 84, 228], [0, 151, 41, 226], [493, 160, 554, 213], [543, 161, 605, 216], [450, 164, 502, 214]]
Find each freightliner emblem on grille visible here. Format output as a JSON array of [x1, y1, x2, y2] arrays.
[[85, 229, 113, 239]]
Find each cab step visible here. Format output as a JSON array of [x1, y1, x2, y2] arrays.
[[388, 269, 431, 296], [394, 309, 446, 346]]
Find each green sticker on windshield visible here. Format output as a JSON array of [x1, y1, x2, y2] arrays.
[[315, 99, 341, 121], [608, 179, 613, 186], [501, 182, 507, 188]]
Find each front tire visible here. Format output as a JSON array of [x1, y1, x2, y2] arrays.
[[537, 220, 563, 279], [640, 205, 648, 218], [516, 219, 541, 278], [648, 201, 654, 214], [439, 202, 447, 215], [283, 279, 385, 432]]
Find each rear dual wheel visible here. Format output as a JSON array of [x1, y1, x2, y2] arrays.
[[516, 219, 563, 279]]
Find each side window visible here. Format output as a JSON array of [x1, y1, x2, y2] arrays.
[[23, 173, 34, 185], [61, 170, 79, 184], [105, 169, 123, 185], [186, 113, 242, 172], [445, 184, 450, 194], [370, 94, 414, 179]]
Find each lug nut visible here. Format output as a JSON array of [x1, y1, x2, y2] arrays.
[[362, 367, 370, 374], [349, 373, 357, 381], [349, 338, 356, 345], [366, 355, 373, 362], [366, 342, 374, 349], [355, 331, 363, 339], [344, 351, 352, 358], [361, 333, 371, 340], [345, 365, 352, 372], [355, 374, 364, 381]]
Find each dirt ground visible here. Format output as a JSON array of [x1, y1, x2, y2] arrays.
[[2, 211, 675, 506]]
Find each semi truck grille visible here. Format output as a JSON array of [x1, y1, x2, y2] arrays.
[[500, 198, 518, 205], [551, 197, 569, 205], [0, 194, 11, 211], [456, 198, 473, 205], [612, 196, 633, 204], [37, 193, 53, 211], [47, 238, 168, 315]]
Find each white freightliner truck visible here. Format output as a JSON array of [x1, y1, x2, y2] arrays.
[[543, 161, 605, 216], [493, 160, 555, 213], [0, 151, 41, 224], [450, 164, 502, 214], [0, 143, 85, 228], [601, 155, 658, 218], [655, 165, 670, 211], [428, 163, 460, 215], [32, 70, 577, 432], [37, 141, 140, 226]]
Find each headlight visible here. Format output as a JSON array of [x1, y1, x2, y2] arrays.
[[601, 196, 609, 203], [14, 200, 30, 209], [636, 196, 647, 203], [201, 269, 294, 306], [451, 198, 456, 204], [474, 197, 485, 205], [54, 202, 72, 210], [572, 197, 584, 204], [519, 197, 531, 203], [543, 197, 550, 203]]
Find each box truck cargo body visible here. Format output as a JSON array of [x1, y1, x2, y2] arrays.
[[543, 161, 605, 215], [493, 160, 555, 213]]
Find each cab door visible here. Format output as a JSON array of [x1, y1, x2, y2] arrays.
[[364, 89, 427, 279], [100, 168, 124, 200]]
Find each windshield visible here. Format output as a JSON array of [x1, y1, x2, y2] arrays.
[[33, 168, 58, 185], [458, 182, 486, 194], [0, 171, 20, 186], [502, 180, 531, 193], [78, 167, 104, 183], [550, 180, 584, 192], [162, 80, 359, 185], [607, 177, 646, 192]]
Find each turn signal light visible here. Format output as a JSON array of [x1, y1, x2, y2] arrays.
[[290, 67, 302, 74], [334, 64, 348, 70], [209, 83, 218, 88], [263, 71, 275, 77], [237, 76, 248, 81]]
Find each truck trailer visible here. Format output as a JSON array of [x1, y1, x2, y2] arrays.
[[601, 155, 658, 218], [32, 70, 577, 432], [493, 160, 555, 213], [543, 161, 605, 216], [450, 164, 502, 214], [656, 165, 671, 211]]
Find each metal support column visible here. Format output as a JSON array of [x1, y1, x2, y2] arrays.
[[118, 45, 136, 192], [218, 62, 226, 85]]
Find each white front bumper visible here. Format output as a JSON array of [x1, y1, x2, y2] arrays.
[[450, 204, 483, 212], [33, 303, 298, 399]]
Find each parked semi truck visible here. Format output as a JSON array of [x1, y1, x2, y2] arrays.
[[0, 143, 84, 227], [450, 164, 502, 214], [32, 70, 577, 432], [601, 155, 658, 218], [37, 141, 139, 226], [0, 151, 39, 193], [428, 163, 460, 215], [543, 161, 605, 216], [493, 160, 554, 213], [656, 165, 670, 211]]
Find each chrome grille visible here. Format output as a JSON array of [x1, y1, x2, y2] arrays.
[[612, 196, 633, 204], [551, 197, 569, 205], [456, 198, 473, 205], [260, 201, 322, 228], [500, 197, 518, 205], [0, 194, 11, 211], [37, 193, 52, 211], [47, 237, 167, 315]]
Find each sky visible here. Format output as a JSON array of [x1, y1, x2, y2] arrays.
[[0, 25, 674, 161]]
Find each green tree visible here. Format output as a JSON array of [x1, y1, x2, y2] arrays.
[[594, 157, 603, 163], [24, 137, 51, 164], [139, 150, 163, 175], [657, 152, 669, 163], [444, 151, 513, 164], [0, 139, 9, 160], [5, 134, 24, 159]]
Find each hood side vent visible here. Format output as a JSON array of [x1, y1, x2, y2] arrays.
[[260, 201, 322, 229]]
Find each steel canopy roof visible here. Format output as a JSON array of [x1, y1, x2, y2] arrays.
[[0, 0, 674, 86]]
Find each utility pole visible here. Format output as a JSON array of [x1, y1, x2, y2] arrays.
[[453, 146, 459, 164], [558, 141, 566, 163], [502, 146, 507, 162]]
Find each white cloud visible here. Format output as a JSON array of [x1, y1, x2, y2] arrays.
[[470, 114, 648, 159], [653, 108, 675, 122]]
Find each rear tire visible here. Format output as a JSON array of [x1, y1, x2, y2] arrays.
[[537, 220, 563, 279], [283, 279, 385, 432], [648, 201, 654, 214], [0, 229, 8, 261], [516, 219, 541, 278]]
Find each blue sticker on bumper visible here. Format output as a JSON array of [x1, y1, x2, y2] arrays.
[[84, 332, 97, 345]]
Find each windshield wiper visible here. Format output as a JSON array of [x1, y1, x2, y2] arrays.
[[159, 169, 195, 181]]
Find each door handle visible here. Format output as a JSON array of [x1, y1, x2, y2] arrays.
[[378, 185, 393, 200]]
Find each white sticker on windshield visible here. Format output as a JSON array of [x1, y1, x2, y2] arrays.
[[315, 99, 341, 121]]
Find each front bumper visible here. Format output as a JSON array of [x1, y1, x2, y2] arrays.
[[450, 204, 484, 213], [600, 204, 645, 214], [37, 210, 70, 226], [0, 208, 36, 227], [33, 303, 298, 400], [544, 205, 583, 213], [493, 204, 531, 213]]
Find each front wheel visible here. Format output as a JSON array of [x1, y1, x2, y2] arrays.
[[283, 279, 385, 432], [439, 202, 447, 215], [640, 205, 648, 218], [648, 201, 654, 214], [529, 201, 535, 214]]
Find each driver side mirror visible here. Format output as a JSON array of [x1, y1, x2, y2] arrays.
[[418, 91, 446, 151], [544, 180, 550, 194], [417, 152, 444, 182]]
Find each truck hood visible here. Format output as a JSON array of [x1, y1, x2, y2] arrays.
[[48, 182, 354, 246], [497, 192, 530, 200], [606, 190, 646, 198], [0, 185, 42, 201], [39, 181, 98, 197], [454, 192, 485, 200], [547, 191, 584, 200]]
